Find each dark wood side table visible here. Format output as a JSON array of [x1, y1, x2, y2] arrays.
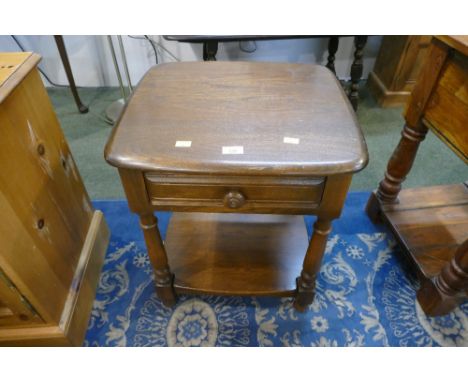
[[105, 61, 368, 311], [366, 36, 468, 316], [163, 35, 368, 110]]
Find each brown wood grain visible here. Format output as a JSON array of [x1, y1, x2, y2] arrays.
[[0, 52, 40, 103], [404, 39, 449, 127], [367, 36, 431, 107], [107, 61, 366, 310], [436, 35, 468, 57], [380, 185, 468, 294], [0, 271, 42, 327], [59, 211, 109, 346], [0, 69, 92, 323], [105, 62, 368, 176], [381, 183, 467, 212], [145, 172, 325, 213], [424, 52, 468, 162], [166, 213, 309, 296], [0, 52, 109, 345], [368, 36, 468, 315]]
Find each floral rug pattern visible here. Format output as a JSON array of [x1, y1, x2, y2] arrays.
[[85, 195, 468, 346]]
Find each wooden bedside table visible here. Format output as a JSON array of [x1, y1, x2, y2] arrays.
[[105, 62, 368, 311]]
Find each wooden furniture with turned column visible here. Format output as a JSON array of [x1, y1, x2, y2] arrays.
[[0, 52, 110, 345], [105, 61, 368, 312], [366, 36, 468, 316]]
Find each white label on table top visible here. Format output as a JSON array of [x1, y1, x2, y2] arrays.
[[175, 140, 192, 148], [222, 146, 244, 155], [283, 137, 300, 144]]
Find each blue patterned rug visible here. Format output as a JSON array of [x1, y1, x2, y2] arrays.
[[85, 192, 468, 346]]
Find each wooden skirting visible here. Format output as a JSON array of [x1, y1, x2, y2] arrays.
[[0, 211, 109, 346], [367, 71, 411, 108]]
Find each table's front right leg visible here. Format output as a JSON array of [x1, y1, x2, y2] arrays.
[[294, 217, 332, 312]]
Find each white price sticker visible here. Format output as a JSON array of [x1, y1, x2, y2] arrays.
[[283, 137, 300, 144], [175, 141, 192, 148], [222, 146, 244, 155]]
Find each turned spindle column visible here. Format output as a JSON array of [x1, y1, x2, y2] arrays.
[[294, 217, 332, 312], [203, 40, 218, 61], [366, 39, 449, 221], [326, 36, 339, 74], [139, 213, 177, 307], [349, 35, 368, 111], [376, 122, 429, 203], [417, 240, 468, 316]]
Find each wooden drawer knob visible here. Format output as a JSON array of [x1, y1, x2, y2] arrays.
[[224, 191, 245, 209]]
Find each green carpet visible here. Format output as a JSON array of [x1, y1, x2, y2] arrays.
[[47, 85, 466, 200]]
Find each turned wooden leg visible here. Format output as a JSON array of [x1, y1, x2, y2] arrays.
[[294, 217, 332, 312], [139, 213, 177, 307], [326, 36, 339, 75], [378, 122, 428, 203], [366, 121, 429, 222], [417, 240, 468, 316], [203, 41, 218, 61], [349, 35, 368, 111], [54, 35, 89, 114]]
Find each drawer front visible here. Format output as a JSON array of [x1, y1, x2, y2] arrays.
[[144, 173, 325, 213]]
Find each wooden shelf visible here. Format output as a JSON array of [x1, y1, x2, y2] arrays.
[[380, 183, 468, 279], [165, 213, 309, 296]]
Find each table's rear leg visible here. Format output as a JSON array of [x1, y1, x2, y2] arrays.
[[203, 41, 218, 61], [349, 35, 368, 111], [294, 217, 332, 312], [326, 36, 339, 75], [139, 213, 177, 307]]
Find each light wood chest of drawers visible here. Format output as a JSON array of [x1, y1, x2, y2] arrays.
[[0, 52, 109, 345]]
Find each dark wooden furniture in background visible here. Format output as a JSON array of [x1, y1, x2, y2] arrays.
[[163, 35, 368, 110], [368, 35, 432, 107], [366, 36, 468, 316], [105, 61, 368, 312], [54, 35, 88, 114], [0, 52, 109, 345]]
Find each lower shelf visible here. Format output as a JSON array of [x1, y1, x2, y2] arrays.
[[380, 183, 468, 280], [165, 213, 309, 296]]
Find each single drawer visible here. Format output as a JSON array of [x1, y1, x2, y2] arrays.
[[144, 173, 325, 213]]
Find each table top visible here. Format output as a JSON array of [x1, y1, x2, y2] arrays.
[[105, 61, 368, 176]]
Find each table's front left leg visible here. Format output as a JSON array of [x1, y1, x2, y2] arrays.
[[139, 213, 177, 307], [294, 217, 332, 312]]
